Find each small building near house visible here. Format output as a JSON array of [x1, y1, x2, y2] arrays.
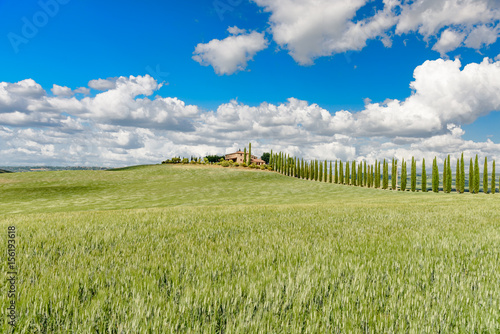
[[225, 151, 266, 165]]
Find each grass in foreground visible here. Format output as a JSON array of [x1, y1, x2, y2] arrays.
[[1, 165, 499, 333]]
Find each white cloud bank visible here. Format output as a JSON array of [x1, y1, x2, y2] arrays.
[[193, 27, 268, 75], [1, 57, 500, 166], [193, 0, 500, 68]]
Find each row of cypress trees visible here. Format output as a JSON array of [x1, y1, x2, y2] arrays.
[[269, 151, 498, 194]]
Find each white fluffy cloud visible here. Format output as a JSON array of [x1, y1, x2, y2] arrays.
[[192, 27, 268, 75], [51, 84, 73, 97], [432, 29, 466, 56], [232, 0, 500, 65], [88, 78, 117, 91], [2, 57, 500, 165], [252, 0, 397, 65]]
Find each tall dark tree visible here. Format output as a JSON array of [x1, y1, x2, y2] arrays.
[[492, 160, 496, 194], [334, 160, 338, 184], [401, 159, 407, 191], [339, 161, 344, 185], [460, 153, 465, 193], [346, 161, 350, 185], [432, 157, 439, 193], [456, 158, 460, 193], [329, 161, 332, 183], [382, 159, 388, 190], [422, 158, 427, 192], [443, 158, 448, 193], [352, 161, 356, 186], [469, 158, 474, 193], [369, 165, 373, 188], [357, 162, 362, 186], [324, 160, 328, 182], [243, 147, 247, 166], [248, 143, 252, 165], [363, 161, 367, 187], [319, 161, 323, 182], [446, 155, 452, 193], [315, 160, 320, 181], [474, 155, 480, 194], [483, 157, 488, 194], [391, 158, 397, 190], [411, 157, 416, 192]]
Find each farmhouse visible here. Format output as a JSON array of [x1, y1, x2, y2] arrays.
[[225, 151, 266, 165]]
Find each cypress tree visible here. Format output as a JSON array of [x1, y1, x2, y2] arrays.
[[315, 160, 320, 181], [375, 160, 380, 188], [460, 153, 465, 193], [248, 143, 252, 165], [469, 158, 474, 193], [401, 159, 407, 191], [446, 154, 452, 193], [303, 159, 306, 179], [286, 156, 289, 175], [456, 158, 460, 193], [443, 157, 447, 193], [324, 160, 328, 183], [363, 161, 367, 186], [474, 155, 480, 194], [382, 159, 388, 189], [357, 163, 362, 186], [411, 157, 416, 192], [483, 157, 488, 194], [492, 160, 496, 194], [352, 161, 356, 186], [422, 158, 427, 192], [368, 165, 372, 188], [334, 160, 338, 184], [269, 150, 273, 168], [309, 159, 312, 180], [339, 161, 344, 185], [391, 158, 397, 190], [244, 147, 247, 166], [329, 161, 333, 183], [346, 161, 350, 185], [319, 161, 323, 182], [432, 157, 439, 193]]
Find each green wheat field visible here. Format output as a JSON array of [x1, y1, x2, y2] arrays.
[[1, 164, 499, 333]]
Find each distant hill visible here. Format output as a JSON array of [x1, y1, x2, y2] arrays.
[[0, 166, 108, 173]]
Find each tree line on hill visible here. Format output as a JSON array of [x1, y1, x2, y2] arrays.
[[269, 151, 498, 194]]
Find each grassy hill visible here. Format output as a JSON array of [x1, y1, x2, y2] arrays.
[[0, 164, 499, 332]]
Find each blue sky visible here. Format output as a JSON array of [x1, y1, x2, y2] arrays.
[[1, 0, 500, 166]]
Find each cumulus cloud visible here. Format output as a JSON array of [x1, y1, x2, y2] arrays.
[[192, 27, 268, 75], [88, 78, 117, 91], [432, 29, 466, 56], [240, 0, 500, 65], [51, 84, 74, 97], [251, 0, 398, 64], [2, 57, 500, 166]]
